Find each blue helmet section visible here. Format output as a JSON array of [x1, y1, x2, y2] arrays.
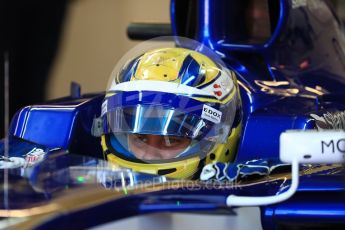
[[179, 55, 205, 86]]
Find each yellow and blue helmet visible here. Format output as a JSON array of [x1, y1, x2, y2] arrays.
[[100, 47, 242, 179]]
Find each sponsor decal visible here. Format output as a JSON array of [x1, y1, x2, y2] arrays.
[[201, 104, 222, 124], [0, 148, 46, 169], [24, 147, 46, 167], [321, 138, 345, 155]]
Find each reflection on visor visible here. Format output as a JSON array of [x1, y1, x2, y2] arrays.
[[106, 105, 214, 139]]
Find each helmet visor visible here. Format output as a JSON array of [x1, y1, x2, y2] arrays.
[[105, 105, 215, 140], [104, 105, 220, 161]]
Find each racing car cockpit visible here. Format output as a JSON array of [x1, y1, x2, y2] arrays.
[[1, 0, 345, 229]]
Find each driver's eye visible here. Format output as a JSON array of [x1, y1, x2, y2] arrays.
[[133, 134, 148, 142]]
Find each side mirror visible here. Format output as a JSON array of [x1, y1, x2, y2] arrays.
[[226, 130, 345, 207]]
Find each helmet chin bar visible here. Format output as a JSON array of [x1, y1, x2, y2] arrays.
[[226, 130, 345, 207]]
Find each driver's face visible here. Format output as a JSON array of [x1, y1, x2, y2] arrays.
[[128, 134, 191, 160]]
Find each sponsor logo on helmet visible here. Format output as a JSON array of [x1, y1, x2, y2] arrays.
[[202, 104, 222, 124]]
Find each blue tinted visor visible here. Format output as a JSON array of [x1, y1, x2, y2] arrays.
[[105, 105, 215, 140]]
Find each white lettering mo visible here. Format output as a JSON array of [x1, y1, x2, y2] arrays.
[[321, 139, 345, 153]]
